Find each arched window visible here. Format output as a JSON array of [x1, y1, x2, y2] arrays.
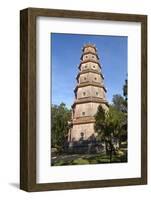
[[96, 92, 98, 96], [82, 112, 85, 116], [80, 132, 84, 141], [83, 92, 86, 96], [81, 132, 84, 137]]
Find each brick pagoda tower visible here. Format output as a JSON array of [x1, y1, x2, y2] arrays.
[[68, 44, 108, 142]]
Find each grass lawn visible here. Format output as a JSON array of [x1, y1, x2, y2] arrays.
[[52, 152, 127, 166]]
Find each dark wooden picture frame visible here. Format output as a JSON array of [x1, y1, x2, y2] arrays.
[[20, 7, 147, 192]]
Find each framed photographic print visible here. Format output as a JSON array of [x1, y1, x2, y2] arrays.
[[20, 8, 147, 191]]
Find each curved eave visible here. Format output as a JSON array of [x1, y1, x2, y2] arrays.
[[72, 116, 95, 125], [74, 82, 107, 93], [78, 59, 101, 70], [76, 69, 104, 81], [80, 52, 99, 60], [72, 97, 109, 108]]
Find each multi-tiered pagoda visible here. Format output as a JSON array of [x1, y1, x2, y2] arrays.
[[68, 44, 108, 142]]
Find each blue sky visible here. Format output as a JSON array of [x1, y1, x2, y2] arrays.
[[51, 33, 127, 108]]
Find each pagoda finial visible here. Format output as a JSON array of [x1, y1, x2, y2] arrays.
[[82, 43, 97, 52]]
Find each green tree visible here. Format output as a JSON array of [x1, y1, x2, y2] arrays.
[[123, 79, 128, 100], [112, 94, 127, 144], [94, 105, 106, 138], [95, 78, 128, 162], [51, 103, 71, 151], [94, 105, 126, 162], [112, 94, 127, 113], [112, 78, 128, 145], [122, 79, 128, 113]]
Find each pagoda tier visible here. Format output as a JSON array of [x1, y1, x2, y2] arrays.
[[78, 59, 101, 70], [76, 69, 104, 80], [68, 44, 108, 141]]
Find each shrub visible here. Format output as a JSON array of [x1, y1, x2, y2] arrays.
[[72, 158, 89, 165]]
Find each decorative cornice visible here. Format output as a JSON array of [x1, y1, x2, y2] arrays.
[[72, 116, 95, 125], [72, 97, 109, 108], [76, 69, 104, 80], [74, 82, 107, 93], [80, 52, 99, 60], [78, 59, 101, 70]]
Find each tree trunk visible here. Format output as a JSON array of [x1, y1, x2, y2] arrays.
[[105, 140, 108, 155], [109, 143, 113, 163], [109, 136, 113, 163]]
